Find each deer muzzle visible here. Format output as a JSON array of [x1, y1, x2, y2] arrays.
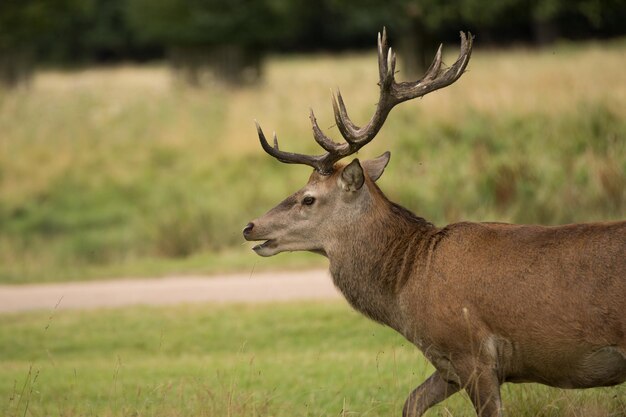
[[243, 221, 279, 256]]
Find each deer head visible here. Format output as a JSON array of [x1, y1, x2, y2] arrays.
[[243, 28, 473, 257]]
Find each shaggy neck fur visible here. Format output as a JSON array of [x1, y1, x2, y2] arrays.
[[326, 180, 437, 330]]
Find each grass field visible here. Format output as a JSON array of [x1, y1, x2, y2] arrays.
[[1, 301, 624, 417], [0, 39, 625, 283], [1, 39, 624, 417]]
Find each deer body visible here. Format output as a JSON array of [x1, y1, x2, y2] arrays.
[[332, 191, 626, 390], [243, 29, 626, 416]]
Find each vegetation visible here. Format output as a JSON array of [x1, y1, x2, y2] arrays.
[[2, 0, 625, 86], [0, 40, 625, 284], [1, 301, 624, 416]]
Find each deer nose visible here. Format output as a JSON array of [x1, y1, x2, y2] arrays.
[[243, 222, 254, 237]]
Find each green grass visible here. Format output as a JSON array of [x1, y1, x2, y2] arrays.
[[0, 39, 625, 283], [1, 302, 624, 416]]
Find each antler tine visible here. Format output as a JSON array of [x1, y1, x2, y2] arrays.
[[387, 47, 396, 79], [255, 121, 326, 170], [394, 31, 473, 102], [422, 44, 443, 82], [309, 108, 343, 152], [331, 89, 361, 143], [377, 27, 389, 82]]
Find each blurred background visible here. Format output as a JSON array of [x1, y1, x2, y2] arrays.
[[2, 0, 626, 85], [0, 0, 625, 283], [1, 2, 626, 416]]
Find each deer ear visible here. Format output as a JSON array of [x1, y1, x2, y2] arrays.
[[340, 159, 365, 191], [362, 151, 390, 182]]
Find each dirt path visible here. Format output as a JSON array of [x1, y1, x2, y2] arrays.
[[0, 270, 340, 313]]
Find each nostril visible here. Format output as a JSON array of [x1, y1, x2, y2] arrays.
[[243, 222, 254, 236]]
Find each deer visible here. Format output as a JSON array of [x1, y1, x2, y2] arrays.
[[242, 29, 626, 417]]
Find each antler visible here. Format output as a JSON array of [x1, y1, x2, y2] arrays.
[[256, 28, 473, 175]]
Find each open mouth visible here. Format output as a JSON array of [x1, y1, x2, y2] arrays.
[[252, 239, 276, 252]]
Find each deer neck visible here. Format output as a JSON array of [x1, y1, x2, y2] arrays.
[[326, 194, 435, 329]]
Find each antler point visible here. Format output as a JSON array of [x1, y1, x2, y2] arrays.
[[272, 131, 279, 149], [254, 121, 264, 135], [387, 48, 394, 77]]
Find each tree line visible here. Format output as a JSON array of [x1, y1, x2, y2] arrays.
[[1, 0, 624, 86]]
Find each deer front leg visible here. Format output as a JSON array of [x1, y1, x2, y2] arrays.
[[460, 365, 503, 417], [402, 371, 460, 417]]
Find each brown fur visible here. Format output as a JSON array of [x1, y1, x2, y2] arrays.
[[245, 160, 626, 417]]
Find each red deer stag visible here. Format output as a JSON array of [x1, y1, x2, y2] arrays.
[[242, 29, 626, 417]]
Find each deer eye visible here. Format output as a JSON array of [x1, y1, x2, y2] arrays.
[[302, 196, 316, 206]]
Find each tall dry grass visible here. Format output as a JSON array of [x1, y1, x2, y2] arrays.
[[0, 39, 624, 283]]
